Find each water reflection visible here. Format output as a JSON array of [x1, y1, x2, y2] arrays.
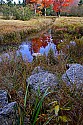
[[18, 30, 58, 62], [0, 30, 59, 62], [18, 41, 33, 62]]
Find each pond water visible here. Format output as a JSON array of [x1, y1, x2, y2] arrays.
[[0, 29, 62, 62]]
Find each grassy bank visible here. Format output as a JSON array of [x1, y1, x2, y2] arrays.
[[0, 17, 54, 44], [0, 17, 83, 125], [52, 17, 83, 64], [53, 17, 83, 30], [53, 17, 83, 26], [1, 17, 83, 45], [52, 17, 83, 39]]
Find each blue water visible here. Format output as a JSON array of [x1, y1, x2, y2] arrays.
[[17, 31, 58, 62], [0, 30, 59, 62]]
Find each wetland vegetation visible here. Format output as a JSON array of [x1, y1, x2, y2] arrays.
[[0, 1, 83, 125]]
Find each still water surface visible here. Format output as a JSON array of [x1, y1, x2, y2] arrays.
[[0, 30, 61, 62]]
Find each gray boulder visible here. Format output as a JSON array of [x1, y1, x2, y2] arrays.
[[62, 64, 83, 85], [0, 90, 8, 108], [0, 90, 18, 125], [26, 66, 58, 93]]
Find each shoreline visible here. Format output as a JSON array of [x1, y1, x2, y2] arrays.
[[0, 17, 55, 45], [0, 17, 83, 45]]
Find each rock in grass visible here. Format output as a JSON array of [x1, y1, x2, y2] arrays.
[[0, 90, 18, 125], [26, 66, 58, 93], [62, 64, 83, 85], [0, 102, 17, 115], [0, 90, 8, 108]]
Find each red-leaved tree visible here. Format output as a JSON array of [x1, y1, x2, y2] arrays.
[[53, 0, 73, 16], [27, 0, 41, 15], [42, 0, 54, 16]]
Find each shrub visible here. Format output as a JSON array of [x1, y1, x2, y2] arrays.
[[13, 6, 34, 20], [1, 5, 13, 19], [0, 5, 34, 20]]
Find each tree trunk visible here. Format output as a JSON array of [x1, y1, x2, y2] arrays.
[[35, 8, 36, 15], [45, 7, 46, 16], [34, 3, 37, 15], [56, 10, 60, 17]]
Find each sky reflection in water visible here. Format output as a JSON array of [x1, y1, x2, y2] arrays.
[[18, 42, 33, 62], [18, 31, 58, 62]]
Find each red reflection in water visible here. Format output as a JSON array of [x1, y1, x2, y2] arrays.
[[32, 33, 54, 53]]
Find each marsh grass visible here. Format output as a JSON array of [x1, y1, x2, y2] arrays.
[[0, 47, 83, 125], [31, 88, 49, 125], [0, 17, 83, 125], [53, 17, 83, 28], [52, 17, 83, 65], [57, 38, 83, 64], [52, 17, 83, 40], [0, 18, 53, 44]]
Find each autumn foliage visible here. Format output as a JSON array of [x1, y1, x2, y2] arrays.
[[53, 0, 74, 12], [26, 0, 74, 15], [42, 0, 54, 7]]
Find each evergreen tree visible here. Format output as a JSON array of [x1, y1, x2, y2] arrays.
[[22, 0, 26, 6], [0, 0, 5, 5], [18, 0, 21, 5], [78, 0, 83, 5], [14, 1, 16, 5], [6, 0, 13, 6]]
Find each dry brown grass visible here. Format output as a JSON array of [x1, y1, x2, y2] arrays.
[[0, 18, 53, 35], [0, 17, 83, 35], [53, 17, 83, 27], [0, 17, 54, 44], [0, 52, 83, 125], [0, 17, 83, 125]]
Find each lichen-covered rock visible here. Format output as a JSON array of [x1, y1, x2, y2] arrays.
[[0, 102, 17, 115], [26, 67, 58, 93], [0, 90, 18, 125], [0, 90, 8, 108], [0, 102, 17, 125], [62, 64, 83, 85]]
